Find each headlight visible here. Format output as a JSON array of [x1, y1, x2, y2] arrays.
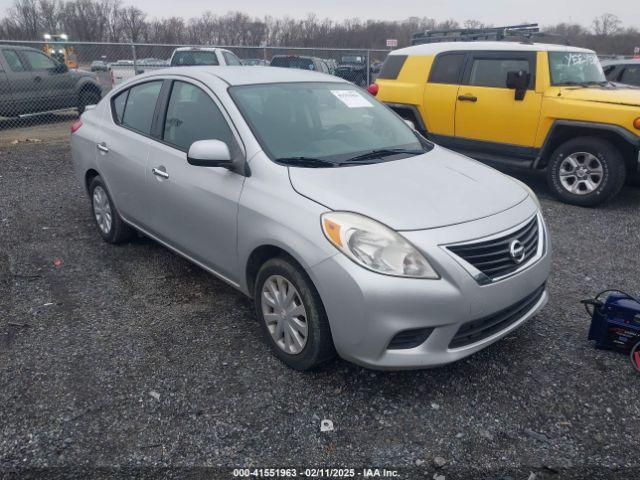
[[321, 212, 439, 279]]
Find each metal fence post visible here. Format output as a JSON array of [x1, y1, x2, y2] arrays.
[[366, 50, 371, 86], [263, 46, 268, 63], [131, 43, 138, 74]]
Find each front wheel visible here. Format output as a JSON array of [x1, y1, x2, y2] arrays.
[[546, 137, 626, 207], [254, 257, 336, 371]]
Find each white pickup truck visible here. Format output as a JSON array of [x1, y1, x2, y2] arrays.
[[109, 47, 243, 87]]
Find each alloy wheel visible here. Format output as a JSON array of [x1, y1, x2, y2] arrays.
[[92, 185, 113, 234], [559, 152, 604, 195]]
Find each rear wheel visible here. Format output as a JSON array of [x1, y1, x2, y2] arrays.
[[254, 257, 335, 370], [88, 176, 134, 243], [546, 137, 626, 207]]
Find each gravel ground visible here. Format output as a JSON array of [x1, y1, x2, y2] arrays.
[[1, 140, 639, 479]]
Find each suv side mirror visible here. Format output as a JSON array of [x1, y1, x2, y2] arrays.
[[187, 139, 233, 167], [506, 70, 530, 101]]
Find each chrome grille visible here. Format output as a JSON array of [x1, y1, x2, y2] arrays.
[[447, 215, 540, 282]]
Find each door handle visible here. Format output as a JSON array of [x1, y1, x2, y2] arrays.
[[458, 94, 478, 102], [96, 143, 109, 153], [152, 167, 169, 179]]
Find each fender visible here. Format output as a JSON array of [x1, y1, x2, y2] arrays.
[[74, 76, 102, 96], [535, 120, 640, 168]]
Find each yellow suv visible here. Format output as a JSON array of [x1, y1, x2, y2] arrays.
[[372, 41, 640, 206]]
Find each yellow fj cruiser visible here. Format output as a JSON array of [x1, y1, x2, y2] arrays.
[[373, 39, 640, 206]]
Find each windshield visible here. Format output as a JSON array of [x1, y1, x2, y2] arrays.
[[171, 51, 219, 66], [549, 52, 606, 85], [230, 82, 427, 166]]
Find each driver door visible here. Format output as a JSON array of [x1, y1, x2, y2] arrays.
[[454, 51, 542, 149], [20, 49, 75, 110]]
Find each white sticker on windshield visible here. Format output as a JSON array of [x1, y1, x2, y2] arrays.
[[331, 89, 374, 108]]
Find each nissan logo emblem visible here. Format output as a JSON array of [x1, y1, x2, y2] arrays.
[[509, 240, 526, 264]]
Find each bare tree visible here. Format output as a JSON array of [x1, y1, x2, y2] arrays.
[[120, 5, 146, 42], [592, 13, 621, 36]]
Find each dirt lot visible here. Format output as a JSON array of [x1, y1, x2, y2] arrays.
[[1, 136, 639, 479]]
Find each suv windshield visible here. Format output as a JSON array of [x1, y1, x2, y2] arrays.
[[230, 82, 428, 166], [549, 52, 606, 86], [171, 51, 219, 66]]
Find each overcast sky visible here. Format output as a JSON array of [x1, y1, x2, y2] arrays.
[[0, 0, 637, 28]]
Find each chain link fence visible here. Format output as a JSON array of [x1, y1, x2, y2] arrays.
[[0, 39, 390, 142]]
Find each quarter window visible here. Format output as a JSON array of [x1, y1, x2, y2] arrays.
[[378, 55, 408, 80], [429, 53, 465, 84], [112, 89, 129, 124], [119, 81, 162, 135], [22, 51, 56, 70], [163, 81, 234, 151], [468, 58, 530, 88], [2, 50, 26, 72]]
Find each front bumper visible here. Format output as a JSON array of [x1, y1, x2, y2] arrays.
[[309, 197, 551, 370]]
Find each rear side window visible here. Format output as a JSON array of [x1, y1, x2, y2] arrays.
[[469, 58, 531, 88], [378, 55, 407, 80], [2, 50, 26, 72], [429, 53, 465, 84], [163, 81, 235, 151], [119, 81, 162, 135], [620, 66, 640, 86]]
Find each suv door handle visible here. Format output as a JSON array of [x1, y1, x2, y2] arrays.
[[458, 94, 478, 102], [152, 167, 169, 179], [96, 143, 109, 153]]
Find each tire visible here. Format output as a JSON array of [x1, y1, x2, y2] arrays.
[[254, 257, 336, 371], [546, 137, 626, 207], [88, 176, 134, 243], [78, 88, 101, 114]]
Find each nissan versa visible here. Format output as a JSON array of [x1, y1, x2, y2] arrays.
[[71, 66, 551, 370]]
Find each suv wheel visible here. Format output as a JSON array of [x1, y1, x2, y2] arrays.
[[254, 257, 335, 370], [546, 137, 626, 207], [88, 176, 134, 243]]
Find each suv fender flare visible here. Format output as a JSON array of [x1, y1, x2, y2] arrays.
[[75, 78, 102, 97], [535, 120, 640, 170]]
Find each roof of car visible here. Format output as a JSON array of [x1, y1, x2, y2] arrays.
[[389, 41, 594, 56], [173, 47, 228, 52], [140, 66, 344, 86]]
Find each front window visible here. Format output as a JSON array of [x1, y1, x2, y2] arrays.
[[549, 52, 606, 86], [230, 82, 428, 166]]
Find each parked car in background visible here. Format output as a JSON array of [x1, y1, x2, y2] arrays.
[[169, 47, 242, 67], [335, 54, 369, 86], [602, 59, 640, 87], [90, 60, 108, 72], [243, 58, 269, 66], [0, 44, 101, 117], [71, 66, 550, 371], [373, 41, 640, 207], [270, 55, 330, 74]]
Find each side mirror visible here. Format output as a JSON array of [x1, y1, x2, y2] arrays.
[[506, 70, 530, 101], [404, 119, 416, 130], [187, 139, 233, 167]]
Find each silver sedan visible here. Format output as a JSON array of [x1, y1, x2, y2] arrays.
[[71, 66, 551, 370]]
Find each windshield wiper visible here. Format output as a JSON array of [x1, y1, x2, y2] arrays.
[[341, 148, 425, 164], [274, 156, 337, 168]]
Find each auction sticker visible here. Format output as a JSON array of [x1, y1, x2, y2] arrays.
[[331, 89, 373, 108]]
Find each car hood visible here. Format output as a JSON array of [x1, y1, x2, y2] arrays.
[[288, 146, 529, 231], [558, 86, 640, 107]]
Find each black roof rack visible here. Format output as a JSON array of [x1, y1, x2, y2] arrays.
[[411, 23, 567, 45]]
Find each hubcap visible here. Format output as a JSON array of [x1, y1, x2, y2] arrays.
[[92, 186, 112, 234], [260, 275, 308, 355], [559, 152, 604, 195]]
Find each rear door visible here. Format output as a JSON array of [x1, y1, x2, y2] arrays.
[[1, 49, 37, 115], [96, 80, 164, 227], [0, 55, 13, 116], [618, 64, 640, 87], [423, 52, 466, 137], [454, 51, 542, 148]]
